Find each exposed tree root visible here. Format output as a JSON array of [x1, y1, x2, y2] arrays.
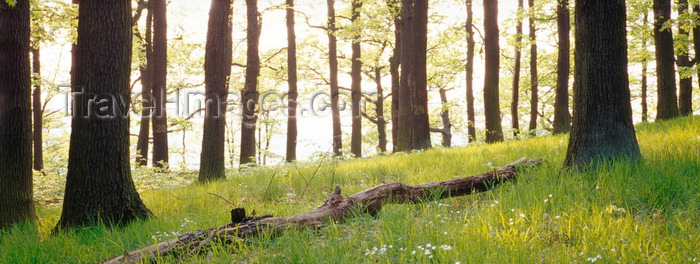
[[103, 157, 542, 263]]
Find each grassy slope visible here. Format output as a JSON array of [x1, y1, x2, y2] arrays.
[[1, 116, 698, 263]]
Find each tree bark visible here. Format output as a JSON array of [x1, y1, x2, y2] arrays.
[[565, 0, 641, 169], [31, 48, 43, 171], [351, 0, 363, 158], [398, 0, 431, 151], [511, 0, 524, 137], [103, 158, 542, 264], [136, 3, 153, 167], [57, 0, 151, 229], [286, 0, 298, 162], [151, 0, 169, 168], [437, 88, 452, 147], [653, 0, 680, 120], [483, 0, 504, 143], [240, 0, 261, 166], [693, 3, 700, 115], [199, 0, 233, 182], [527, 0, 538, 134], [677, 0, 692, 116], [327, 0, 342, 156], [388, 0, 400, 151], [0, 0, 36, 229], [552, 0, 571, 134], [465, 0, 477, 142]]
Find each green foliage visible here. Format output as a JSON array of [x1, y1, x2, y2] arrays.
[[2, 116, 698, 263]]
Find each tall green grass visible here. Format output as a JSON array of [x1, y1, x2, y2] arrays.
[[1, 116, 698, 263]]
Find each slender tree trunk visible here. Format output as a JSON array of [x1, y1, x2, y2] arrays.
[[438, 88, 452, 147], [387, 0, 400, 152], [374, 67, 388, 152], [641, 10, 649, 122], [527, 0, 538, 134], [0, 0, 36, 229], [511, 0, 524, 137], [240, 0, 261, 166], [57, 0, 151, 229], [350, 0, 363, 157], [483, 0, 504, 143], [553, 0, 571, 134], [286, 0, 298, 162], [199, 0, 233, 182], [465, 0, 477, 142], [654, 0, 680, 120], [151, 0, 169, 168], [31, 48, 43, 170], [327, 0, 342, 156], [136, 4, 153, 167], [678, 0, 693, 116], [565, 0, 641, 168], [694, 3, 700, 114]]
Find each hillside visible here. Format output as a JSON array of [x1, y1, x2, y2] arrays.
[[1, 116, 698, 263]]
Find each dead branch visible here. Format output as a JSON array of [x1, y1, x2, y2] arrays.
[[102, 158, 542, 264]]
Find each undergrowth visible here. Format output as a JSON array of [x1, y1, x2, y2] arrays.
[[1, 116, 698, 263]]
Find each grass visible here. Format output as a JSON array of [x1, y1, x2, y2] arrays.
[[1, 116, 698, 263]]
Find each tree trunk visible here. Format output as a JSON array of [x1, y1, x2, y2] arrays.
[[374, 68, 388, 152], [677, 0, 692, 116], [465, 0, 477, 142], [240, 0, 261, 166], [31, 48, 43, 171], [397, 0, 430, 151], [511, 0, 524, 137], [103, 158, 542, 264], [57, 0, 151, 229], [694, 3, 700, 115], [136, 3, 153, 167], [552, 0, 571, 134], [351, 0, 363, 157], [438, 88, 452, 147], [0, 0, 36, 229], [286, 0, 298, 162], [327, 0, 342, 156], [199, 0, 233, 182], [483, 0, 504, 143], [527, 0, 538, 134], [387, 0, 400, 151], [565, 0, 641, 169], [653, 0, 679, 120], [151, 0, 169, 168]]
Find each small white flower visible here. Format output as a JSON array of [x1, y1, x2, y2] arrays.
[[412, 250, 416, 255], [549, 194, 553, 198], [519, 213, 526, 218], [440, 245, 453, 250], [544, 199, 549, 203]]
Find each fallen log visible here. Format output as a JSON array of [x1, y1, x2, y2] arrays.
[[103, 157, 541, 263]]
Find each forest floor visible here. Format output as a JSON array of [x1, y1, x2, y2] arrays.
[[1, 116, 698, 263]]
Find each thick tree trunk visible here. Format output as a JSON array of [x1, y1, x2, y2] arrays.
[[31, 48, 43, 171], [677, 0, 693, 116], [286, 0, 298, 162], [57, 0, 150, 229], [240, 0, 261, 166], [398, 0, 431, 151], [0, 0, 36, 229], [199, 0, 233, 182], [465, 0, 477, 142], [552, 0, 571, 134], [327, 0, 342, 156], [483, 0, 504, 143], [103, 158, 542, 264], [527, 0, 538, 134], [653, 0, 680, 120], [565, 0, 641, 169], [694, 4, 700, 115], [135, 5, 153, 167], [387, 0, 400, 152], [136, 3, 153, 167], [511, 0, 524, 137], [151, 0, 169, 168], [351, 0, 363, 158]]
